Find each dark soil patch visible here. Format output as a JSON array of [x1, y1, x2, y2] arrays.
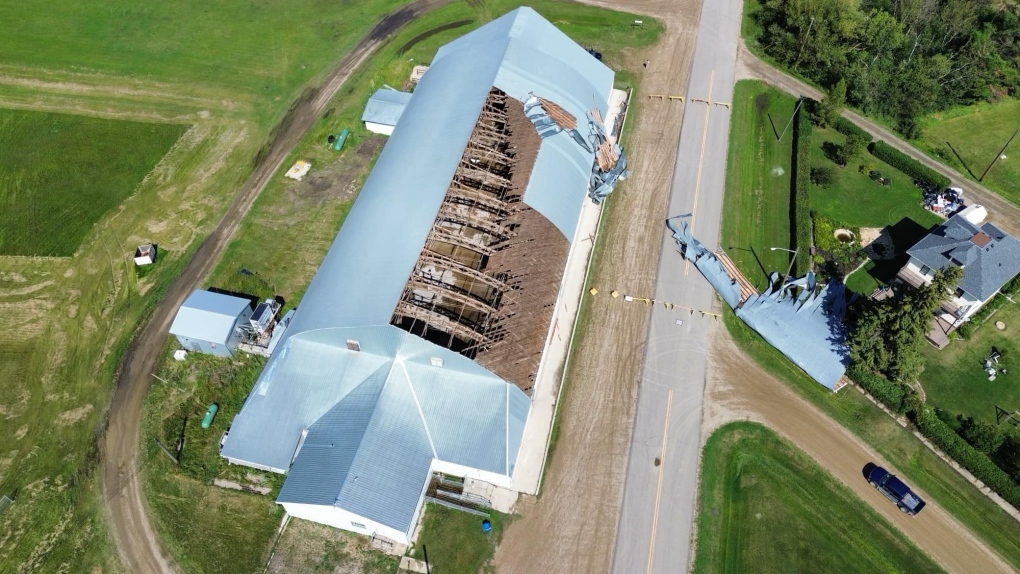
[[397, 19, 473, 55], [290, 138, 384, 208]]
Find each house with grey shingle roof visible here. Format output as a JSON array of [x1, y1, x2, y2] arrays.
[[897, 212, 1020, 329]]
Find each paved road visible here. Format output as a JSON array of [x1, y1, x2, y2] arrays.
[[101, 2, 451, 571], [611, 1, 743, 573], [736, 43, 1020, 238]]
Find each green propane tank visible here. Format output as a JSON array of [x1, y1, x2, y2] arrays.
[[333, 128, 350, 152], [201, 403, 219, 429]]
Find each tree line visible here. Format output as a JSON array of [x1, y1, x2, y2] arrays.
[[751, 0, 1020, 137]]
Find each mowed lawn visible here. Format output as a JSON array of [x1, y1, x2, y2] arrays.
[[410, 504, 507, 574], [694, 422, 943, 574], [809, 127, 943, 230], [919, 98, 1020, 206], [921, 302, 1020, 424], [721, 80, 797, 288], [0, 109, 185, 256]]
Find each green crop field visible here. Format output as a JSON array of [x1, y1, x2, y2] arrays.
[[919, 98, 1020, 207], [0, 109, 186, 256], [694, 422, 943, 573], [720, 80, 797, 289], [921, 303, 1020, 424]]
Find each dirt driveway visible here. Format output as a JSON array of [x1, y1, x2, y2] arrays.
[[100, 2, 452, 572], [494, 1, 704, 572]]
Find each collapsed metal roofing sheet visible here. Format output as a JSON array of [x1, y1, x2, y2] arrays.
[[669, 218, 850, 390], [168, 290, 251, 344]]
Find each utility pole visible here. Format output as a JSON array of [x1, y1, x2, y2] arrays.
[[979, 125, 1020, 182]]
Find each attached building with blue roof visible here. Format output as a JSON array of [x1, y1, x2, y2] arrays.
[[221, 7, 614, 544]]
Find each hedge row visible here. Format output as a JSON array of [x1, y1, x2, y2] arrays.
[[957, 275, 1020, 338], [791, 99, 814, 276], [849, 364, 1020, 510], [833, 117, 872, 142], [868, 140, 951, 189], [847, 365, 907, 412], [910, 405, 1020, 509]]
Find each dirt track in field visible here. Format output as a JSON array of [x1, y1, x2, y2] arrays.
[[702, 328, 1012, 574], [100, 2, 452, 572], [493, 1, 704, 571]]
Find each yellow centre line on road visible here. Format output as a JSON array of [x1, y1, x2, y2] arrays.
[[685, 70, 714, 276], [645, 388, 674, 574]]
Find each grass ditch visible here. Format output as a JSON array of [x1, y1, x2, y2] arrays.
[[720, 80, 797, 288], [694, 421, 944, 573]]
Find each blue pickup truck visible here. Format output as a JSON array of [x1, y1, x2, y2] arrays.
[[868, 466, 926, 516]]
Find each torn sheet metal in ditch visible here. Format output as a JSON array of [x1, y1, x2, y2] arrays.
[[668, 216, 854, 390], [523, 93, 629, 204]]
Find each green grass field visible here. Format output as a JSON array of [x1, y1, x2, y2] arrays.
[[410, 504, 507, 574], [721, 80, 797, 289], [0, 109, 185, 256], [723, 311, 1020, 568], [919, 98, 1020, 206], [694, 422, 942, 573], [141, 345, 285, 574], [921, 303, 1020, 424]]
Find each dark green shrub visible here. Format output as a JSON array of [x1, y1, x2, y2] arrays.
[[868, 141, 951, 189], [791, 101, 814, 276], [847, 365, 907, 413], [910, 404, 1020, 509], [811, 166, 837, 187], [834, 117, 872, 141]]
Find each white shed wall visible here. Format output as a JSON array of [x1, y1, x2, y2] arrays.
[[365, 122, 395, 136]]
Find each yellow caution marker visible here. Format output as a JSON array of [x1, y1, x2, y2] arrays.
[[611, 290, 620, 298], [589, 287, 599, 296]]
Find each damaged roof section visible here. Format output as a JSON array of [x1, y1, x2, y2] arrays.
[[669, 217, 852, 390]]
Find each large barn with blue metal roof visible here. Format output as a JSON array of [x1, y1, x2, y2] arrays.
[[220, 7, 621, 543]]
